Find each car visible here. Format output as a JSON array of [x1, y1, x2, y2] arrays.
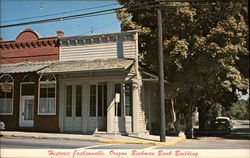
[[0, 121, 5, 130], [210, 117, 233, 133]]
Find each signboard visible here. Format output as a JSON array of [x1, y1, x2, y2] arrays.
[[115, 93, 120, 103]]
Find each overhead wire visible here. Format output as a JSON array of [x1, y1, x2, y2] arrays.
[[0, 1, 247, 29], [1, 3, 120, 23]]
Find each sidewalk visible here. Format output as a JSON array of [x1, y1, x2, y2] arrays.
[[0, 131, 185, 146]]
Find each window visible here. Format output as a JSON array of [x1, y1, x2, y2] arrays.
[[66, 86, 72, 117], [75, 85, 82, 117], [90, 85, 96, 116], [125, 83, 132, 116], [0, 74, 14, 115], [38, 74, 56, 115], [114, 84, 122, 116]]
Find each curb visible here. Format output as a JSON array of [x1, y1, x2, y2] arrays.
[[1, 133, 99, 142], [99, 134, 186, 146]]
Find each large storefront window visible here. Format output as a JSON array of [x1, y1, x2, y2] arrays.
[[0, 74, 14, 115], [38, 74, 56, 115]]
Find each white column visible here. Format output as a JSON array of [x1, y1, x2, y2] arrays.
[[132, 81, 139, 134], [107, 82, 114, 133]]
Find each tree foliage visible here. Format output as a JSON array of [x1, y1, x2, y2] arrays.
[[223, 98, 249, 120], [117, 0, 249, 110]]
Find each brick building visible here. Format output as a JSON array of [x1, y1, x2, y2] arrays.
[[0, 28, 61, 132]]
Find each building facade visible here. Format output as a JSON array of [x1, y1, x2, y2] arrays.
[[0, 29, 160, 134]]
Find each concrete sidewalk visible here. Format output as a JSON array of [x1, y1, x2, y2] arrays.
[[0, 131, 185, 146]]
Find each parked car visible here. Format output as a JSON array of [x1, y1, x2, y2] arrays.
[[210, 117, 233, 133], [0, 121, 5, 130]]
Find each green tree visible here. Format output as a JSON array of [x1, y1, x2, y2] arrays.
[[223, 98, 249, 120], [117, 0, 249, 138]]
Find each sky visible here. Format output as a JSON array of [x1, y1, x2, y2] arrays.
[[0, 0, 121, 41]]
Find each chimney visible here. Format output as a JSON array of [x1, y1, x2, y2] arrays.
[[0, 37, 3, 42], [57, 30, 64, 37]]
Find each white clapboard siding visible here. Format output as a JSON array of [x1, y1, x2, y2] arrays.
[[60, 41, 136, 61]]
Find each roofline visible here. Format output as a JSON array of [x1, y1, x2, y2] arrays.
[[38, 68, 128, 74], [59, 30, 137, 40]]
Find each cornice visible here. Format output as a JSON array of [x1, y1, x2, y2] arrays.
[[0, 39, 58, 50]]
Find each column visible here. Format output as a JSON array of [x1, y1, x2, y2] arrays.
[[107, 82, 114, 133], [132, 80, 139, 134]]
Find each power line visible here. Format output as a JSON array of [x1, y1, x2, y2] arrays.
[[1, 3, 119, 23], [0, 2, 247, 29], [0, 1, 159, 29]]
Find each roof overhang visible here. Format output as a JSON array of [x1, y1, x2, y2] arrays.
[[0, 61, 56, 74], [38, 58, 134, 74]]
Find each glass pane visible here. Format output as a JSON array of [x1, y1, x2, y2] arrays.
[[22, 84, 35, 96], [114, 84, 121, 116], [66, 86, 72, 117], [90, 85, 96, 116], [125, 83, 132, 116], [24, 99, 34, 120], [75, 85, 82, 117], [39, 98, 55, 113], [104, 85, 107, 116], [0, 98, 12, 113], [98, 85, 103, 116]]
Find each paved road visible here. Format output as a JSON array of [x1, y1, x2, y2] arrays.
[[1, 135, 249, 149], [1, 120, 249, 149]]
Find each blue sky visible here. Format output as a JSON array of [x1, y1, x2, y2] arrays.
[[0, 0, 121, 41]]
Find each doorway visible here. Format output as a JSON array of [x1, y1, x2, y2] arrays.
[[64, 85, 82, 132]]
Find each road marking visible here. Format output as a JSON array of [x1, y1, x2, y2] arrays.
[[76, 143, 116, 150]]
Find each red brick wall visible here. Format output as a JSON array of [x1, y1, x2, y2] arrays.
[[0, 73, 60, 132], [0, 28, 59, 64]]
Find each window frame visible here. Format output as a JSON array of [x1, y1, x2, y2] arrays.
[[38, 74, 56, 115], [0, 74, 14, 115]]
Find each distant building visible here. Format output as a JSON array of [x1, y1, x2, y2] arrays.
[[0, 29, 161, 134]]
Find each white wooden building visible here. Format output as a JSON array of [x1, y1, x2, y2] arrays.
[[39, 31, 160, 135]]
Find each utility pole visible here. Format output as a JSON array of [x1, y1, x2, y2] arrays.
[[156, 2, 166, 142]]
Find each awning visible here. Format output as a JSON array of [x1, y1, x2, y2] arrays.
[[38, 58, 134, 74], [0, 61, 56, 74]]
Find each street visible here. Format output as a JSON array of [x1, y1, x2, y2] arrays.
[[1, 135, 249, 149], [0, 120, 249, 150]]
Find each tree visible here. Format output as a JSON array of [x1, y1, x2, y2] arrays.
[[117, 0, 249, 138], [223, 98, 249, 120]]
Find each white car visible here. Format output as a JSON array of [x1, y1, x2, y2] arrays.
[[0, 122, 5, 130]]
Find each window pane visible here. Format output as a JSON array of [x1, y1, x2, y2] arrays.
[[24, 99, 34, 120], [22, 84, 34, 96], [0, 98, 12, 113], [39, 82, 56, 114], [0, 83, 13, 113], [98, 85, 103, 116], [90, 85, 96, 116], [39, 98, 55, 113], [104, 85, 107, 116], [75, 85, 82, 117], [125, 83, 132, 116], [66, 86, 72, 116], [114, 84, 121, 116]]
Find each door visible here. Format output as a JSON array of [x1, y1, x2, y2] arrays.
[[20, 96, 34, 127], [64, 85, 82, 132], [88, 83, 107, 132]]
